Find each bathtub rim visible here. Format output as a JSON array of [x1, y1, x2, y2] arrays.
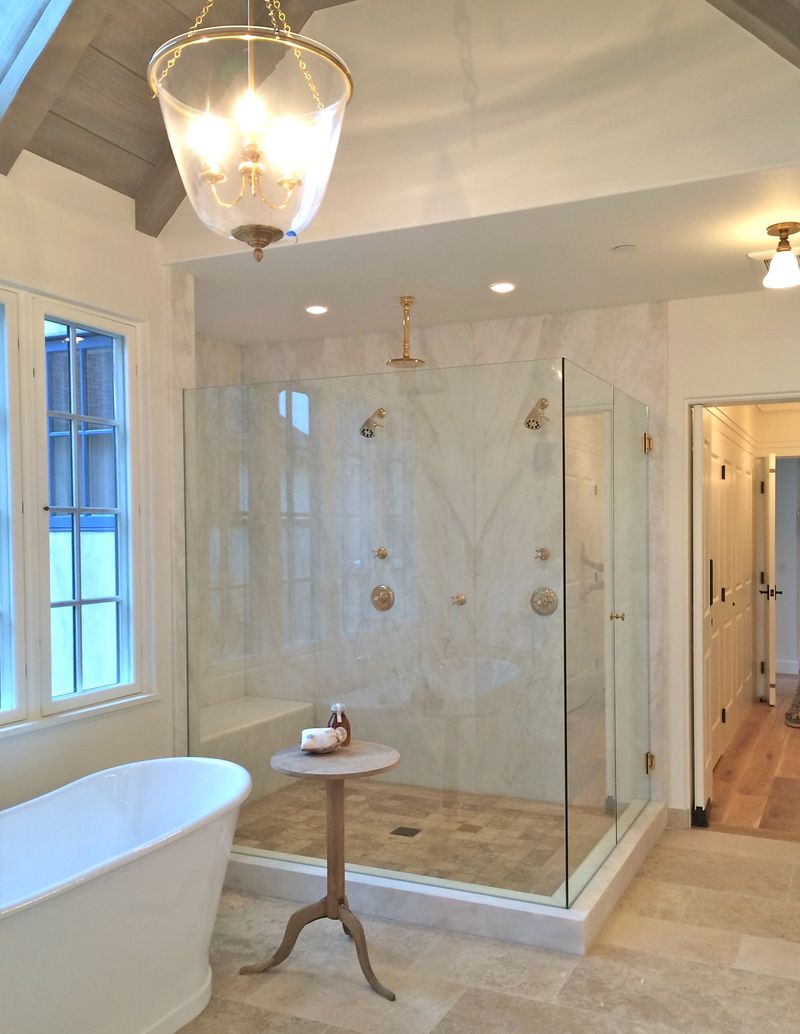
[[0, 756, 251, 919]]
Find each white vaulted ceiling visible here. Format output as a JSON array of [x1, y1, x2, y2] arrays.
[[162, 0, 800, 343]]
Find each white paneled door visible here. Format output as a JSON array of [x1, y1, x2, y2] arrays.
[[693, 407, 756, 814]]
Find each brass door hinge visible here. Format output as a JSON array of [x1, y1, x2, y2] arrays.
[[643, 433, 653, 454], [645, 751, 655, 774]]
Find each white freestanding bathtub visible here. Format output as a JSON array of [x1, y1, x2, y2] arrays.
[[0, 756, 251, 1034]]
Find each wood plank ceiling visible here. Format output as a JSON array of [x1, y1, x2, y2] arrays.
[[0, 0, 352, 236]]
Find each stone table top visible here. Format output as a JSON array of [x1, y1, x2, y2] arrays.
[[270, 739, 400, 780]]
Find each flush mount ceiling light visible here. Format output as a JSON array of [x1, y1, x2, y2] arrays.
[[148, 0, 352, 261], [763, 222, 800, 289], [305, 304, 328, 315], [489, 281, 516, 293]]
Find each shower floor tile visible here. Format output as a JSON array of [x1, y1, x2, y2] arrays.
[[235, 780, 614, 900]]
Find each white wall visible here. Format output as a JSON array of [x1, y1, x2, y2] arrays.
[[776, 458, 800, 675], [667, 288, 800, 813], [0, 153, 191, 808]]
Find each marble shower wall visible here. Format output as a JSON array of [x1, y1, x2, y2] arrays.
[[239, 302, 668, 801]]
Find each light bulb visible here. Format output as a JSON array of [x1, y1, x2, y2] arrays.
[[763, 248, 800, 289], [186, 112, 230, 171], [263, 117, 312, 180], [233, 90, 268, 140]]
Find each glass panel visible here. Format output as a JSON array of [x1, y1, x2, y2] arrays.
[[49, 514, 74, 602], [77, 331, 115, 418], [185, 359, 570, 909], [563, 360, 616, 904], [45, 324, 70, 413], [612, 387, 651, 839], [51, 606, 75, 696], [80, 423, 117, 508], [47, 417, 73, 507], [80, 601, 119, 689], [474, 360, 566, 905], [79, 513, 118, 598]]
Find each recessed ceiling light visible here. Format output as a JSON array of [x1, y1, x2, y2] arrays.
[[489, 281, 516, 294], [305, 304, 328, 315], [611, 244, 637, 254]]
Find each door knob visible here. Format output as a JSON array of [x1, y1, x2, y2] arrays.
[[610, 612, 626, 621]]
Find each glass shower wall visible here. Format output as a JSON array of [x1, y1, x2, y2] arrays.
[[184, 357, 649, 910]]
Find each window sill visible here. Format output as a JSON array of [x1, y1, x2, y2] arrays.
[[0, 688, 160, 741]]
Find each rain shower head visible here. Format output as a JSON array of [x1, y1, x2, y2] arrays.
[[360, 408, 386, 438], [524, 398, 549, 430], [387, 296, 425, 368]]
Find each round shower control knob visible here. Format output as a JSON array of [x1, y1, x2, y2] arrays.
[[530, 587, 558, 616], [371, 585, 395, 611]]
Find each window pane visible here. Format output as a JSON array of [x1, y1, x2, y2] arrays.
[[45, 327, 70, 413], [78, 332, 115, 419], [48, 418, 73, 507], [80, 423, 117, 508], [79, 514, 117, 598], [49, 514, 74, 603], [0, 303, 15, 713], [81, 602, 119, 690], [51, 606, 75, 696]]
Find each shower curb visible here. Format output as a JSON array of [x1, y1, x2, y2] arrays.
[[224, 801, 666, 955]]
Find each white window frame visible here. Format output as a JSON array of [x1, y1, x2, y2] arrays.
[[0, 288, 149, 729], [0, 287, 27, 726]]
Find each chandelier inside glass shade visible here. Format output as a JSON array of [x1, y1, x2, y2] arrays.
[[148, 7, 352, 260]]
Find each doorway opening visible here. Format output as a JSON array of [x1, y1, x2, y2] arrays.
[[692, 400, 800, 839]]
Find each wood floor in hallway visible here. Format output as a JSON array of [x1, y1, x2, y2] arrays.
[[710, 676, 800, 839]]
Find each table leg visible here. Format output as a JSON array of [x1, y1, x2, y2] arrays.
[[240, 777, 395, 1000], [239, 896, 327, 974]]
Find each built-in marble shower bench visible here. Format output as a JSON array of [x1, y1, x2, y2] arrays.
[[198, 697, 313, 800]]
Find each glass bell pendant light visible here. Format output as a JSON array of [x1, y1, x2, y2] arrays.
[[149, 0, 352, 260]]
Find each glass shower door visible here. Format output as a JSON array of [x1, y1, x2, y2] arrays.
[[612, 387, 651, 838]]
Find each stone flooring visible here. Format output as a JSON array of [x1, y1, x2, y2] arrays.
[[179, 825, 800, 1033], [235, 779, 620, 900]]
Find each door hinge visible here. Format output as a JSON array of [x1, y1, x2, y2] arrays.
[[642, 433, 653, 454], [720, 586, 726, 603], [761, 480, 765, 494], [721, 707, 727, 724], [721, 464, 726, 480], [761, 660, 766, 674], [645, 751, 656, 774]]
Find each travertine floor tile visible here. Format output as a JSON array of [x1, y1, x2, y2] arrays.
[[615, 877, 692, 920], [178, 996, 329, 1033], [683, 887, 800, 942], [733, 933, 800, 981], [557, 944, 800, 1033], [597, 912, 741, 966], [429, 987, 680, 1034], [639, 844, 793, 900], [407, 930, 576, 1001]]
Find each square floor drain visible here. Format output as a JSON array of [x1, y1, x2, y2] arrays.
[[390, 826, 421, 837]]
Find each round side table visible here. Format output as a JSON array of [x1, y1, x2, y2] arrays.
[[239, 739, 400, 1001]]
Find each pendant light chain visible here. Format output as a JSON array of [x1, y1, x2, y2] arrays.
[[264, 0, 324, 110], [153, 0, 217, 92]]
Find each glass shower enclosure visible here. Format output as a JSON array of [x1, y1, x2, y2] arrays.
[[184, 357, 650, 908]]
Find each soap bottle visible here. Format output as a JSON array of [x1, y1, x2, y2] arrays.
[[328, 703, 352, 746]]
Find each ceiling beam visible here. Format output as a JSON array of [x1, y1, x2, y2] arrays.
[[134, 0, 355, 238], [705, 0, 800, 72], [0, 0, 116, 175]]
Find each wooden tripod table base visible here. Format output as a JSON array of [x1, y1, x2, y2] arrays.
[[239, 741, 400, 1001]]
